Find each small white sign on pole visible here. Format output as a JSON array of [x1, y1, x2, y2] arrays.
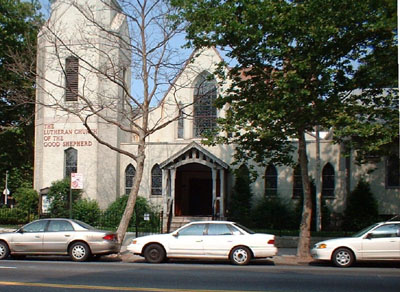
[[71, 173, 84, 190]]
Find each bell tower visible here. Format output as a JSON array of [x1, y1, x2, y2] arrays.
[[34, 0, 131, 208]]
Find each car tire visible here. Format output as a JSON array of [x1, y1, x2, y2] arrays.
[[69, 242, 91, 262], [332, 248, 354, 267], [230, 246, 251, 265], [144, 244, 165, 263], [0, 241, 10, 260]]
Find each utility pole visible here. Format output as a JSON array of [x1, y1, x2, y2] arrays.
[[3, 171, 9, 205]]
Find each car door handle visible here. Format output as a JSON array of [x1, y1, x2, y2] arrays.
[[196, 240, 203, 242], [65, 235, 71, 237], [35, 236, 40, 238]]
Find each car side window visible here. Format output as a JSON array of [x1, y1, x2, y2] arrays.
[[23, 220, 48, 233], [178, 224, 206, 236], [207, 224, 232, 236], [370, 224, 399, 238], [48, 220, 74, 232]]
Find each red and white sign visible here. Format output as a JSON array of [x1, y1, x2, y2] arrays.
[[71, 173, 84, 189]]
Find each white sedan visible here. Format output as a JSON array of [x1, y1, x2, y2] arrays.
[[311, 221, 400, 267], [127, 221, 277, 265]]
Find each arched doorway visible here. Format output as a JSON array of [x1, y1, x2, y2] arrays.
[[175, 163, 213, 216]]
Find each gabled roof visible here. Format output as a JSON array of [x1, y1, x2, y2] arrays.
[[159, 47, 225, 106], [159, 141, 229, 169]]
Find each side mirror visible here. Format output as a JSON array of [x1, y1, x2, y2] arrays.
[[172, 231, 179, 237], [17, 228, 24, 234], [365, 233, 372, 239]]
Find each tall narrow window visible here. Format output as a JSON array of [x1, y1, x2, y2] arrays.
[[293, 165, 303, 198], [386, 155, 400, 188], [151, 164, 162, 196], [125, 164, 136, 195], [177, 104, 184, 139], [322, 163, 335, 198], [65, 56, 79, 101], [64, 148, 77, 178], [265, 164, 278, 196], [193, 72, 217, 137]]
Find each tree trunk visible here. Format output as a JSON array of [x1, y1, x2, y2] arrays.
[[296, 130, 313, 259], [116, 142, 146, 246]]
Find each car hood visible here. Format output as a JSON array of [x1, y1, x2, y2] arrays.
[[314, 237, 360, 246]]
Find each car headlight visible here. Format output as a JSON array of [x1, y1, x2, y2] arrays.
[[315, 243, 327, 249]]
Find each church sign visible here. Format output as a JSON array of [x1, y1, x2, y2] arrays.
[[43, 123, 97, 148]]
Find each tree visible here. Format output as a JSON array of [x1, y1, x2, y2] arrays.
[[0, 0, 43, 191], [172, 0, 398, 258], [10, 0, 188, 246]]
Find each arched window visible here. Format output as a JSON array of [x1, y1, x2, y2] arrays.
[[64, 147, 77, 178], [293, 165, 303, 198], [125, 164, 136, 195], [65, 56, 79, 101], [265, 164, 278, 196], [177, 103, 184, 139], [193, 72, 217, 137], [322, 163, 335, 198], [386, 155, 400, 188], [151, 164, 162, 196]]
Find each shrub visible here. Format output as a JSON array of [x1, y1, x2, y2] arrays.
[[102, 195, 160, 229], [0, 206, 31, 225], [251, 196, 297, 230], [342, 179, 379, 231], [13, 186, 39, 215], [228, 164, 253, 225], [73, 199, 101, 226], [47, 179, 82, 218]]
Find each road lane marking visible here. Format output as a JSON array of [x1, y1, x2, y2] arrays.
[[0, 281, 270, 292], [0, 267, 16, 269]]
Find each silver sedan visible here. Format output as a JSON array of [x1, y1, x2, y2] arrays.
[[0, 218, 120, 261]]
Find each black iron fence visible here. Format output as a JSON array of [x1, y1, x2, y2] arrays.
[[0, 207, 163, 236]]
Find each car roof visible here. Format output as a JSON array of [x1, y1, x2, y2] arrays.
[[188, 221, 235, 224]]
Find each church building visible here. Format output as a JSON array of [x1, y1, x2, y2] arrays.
[[34, 0, 399, 226]]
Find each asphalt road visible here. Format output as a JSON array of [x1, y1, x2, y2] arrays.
[[0, 257, 399, 292]]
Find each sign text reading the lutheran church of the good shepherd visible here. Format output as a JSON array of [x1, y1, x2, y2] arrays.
[[43, 123, 98, 147]]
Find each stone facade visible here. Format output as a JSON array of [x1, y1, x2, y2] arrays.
[[34, 0, 399, 218]]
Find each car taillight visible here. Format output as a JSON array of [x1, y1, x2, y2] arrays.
[[103, 234, 117, 241], [268, 239, 275, 245]]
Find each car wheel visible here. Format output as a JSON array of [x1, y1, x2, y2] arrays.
[[0, 241, 10, 260], [144, 244, 165, 263], [69, 242, 91, 262], [332, 248, 354, 267], [230, 246, 251, 265]]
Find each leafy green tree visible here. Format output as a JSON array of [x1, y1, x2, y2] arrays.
[[0, 0, 43, 189], [172, 0, 398, 258], [342, 179, 379, 231], [47, 179, 82, 218]]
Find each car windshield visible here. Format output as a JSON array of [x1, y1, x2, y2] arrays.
[[352, 223, 380, 237], [233, 223, 255, 234], [73, 219, 96, 230]]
